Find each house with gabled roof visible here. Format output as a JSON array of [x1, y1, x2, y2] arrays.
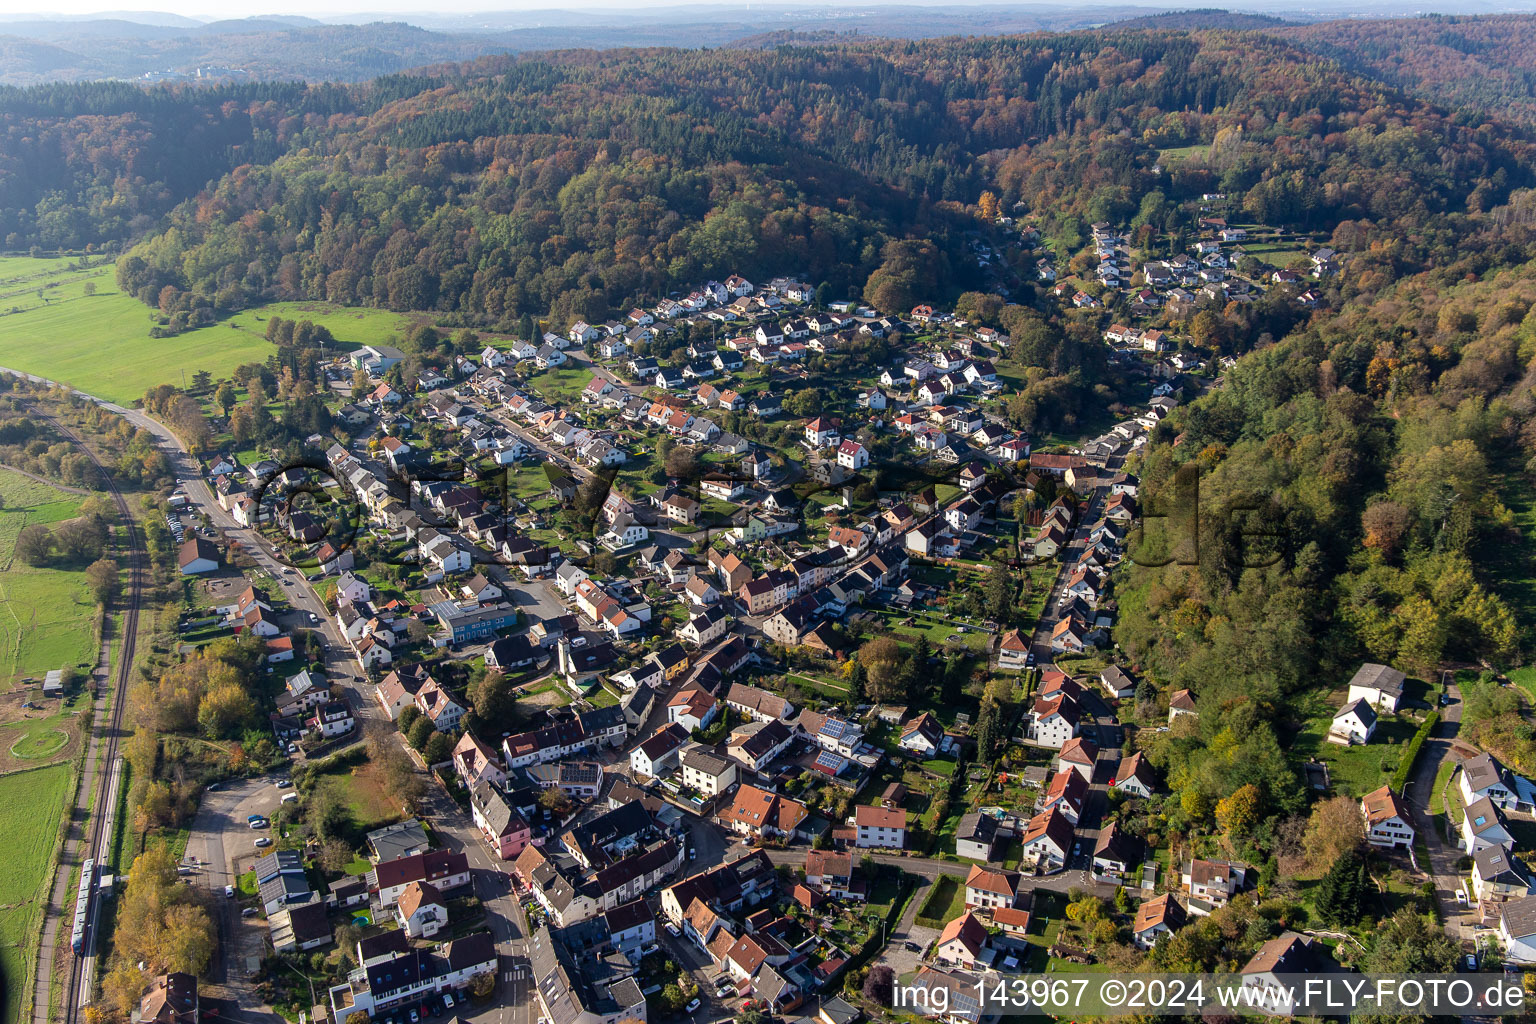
[[1329, 698, 1378, 745], [1019, 807, 1072, 871], [964, 864, 1023, 909], [1168, 689, 1197, 722], [717, 783, 807, 840], [934, 911, 989, 969], [1038, 768, 1088, 825], [1463, 796, 1515, 854], [1347, 662, 1405, 712], [1474, 845, 1536, 906], [1133, 893, 1186, 949], [1112, 751, 1157, 799]]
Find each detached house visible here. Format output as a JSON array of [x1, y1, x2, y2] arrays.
[[1360, 785, 1414, 849], [1133, 893, 1186, 949], [1347, 663, 1405, 712], [853, 805, 906, 849]]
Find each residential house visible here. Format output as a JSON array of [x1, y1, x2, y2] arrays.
[[679, 746, 738, 798], [717, 784, 808, 840], [1347, 663, 1405, 712], [1182, 859, 1246, 912], [469, 781, 530, 860], [1018, 808, 1072, 871], [964, 865, 1023, 910], [630, 724, 691, 778], [1092, 823, 1141, 882], [1328, 698, 1378, 745], [395, 881, 448, 939], [1133, 894, 1186, 949], [1463, 796, 1515, 855], [1473, 846, 1536, 905], [854, 805, 906, 849], [934, 912, 989, 970]]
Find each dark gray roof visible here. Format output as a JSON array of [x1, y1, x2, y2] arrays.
[[253, 849, 303, 883], [1475, 845, 1530, 886], [1501, 895, 1536, 938], [1349, 662, 1405, 697], [367, 819, 429, 862], [471, 781, 522, 838], [259, 871, 313, 907]]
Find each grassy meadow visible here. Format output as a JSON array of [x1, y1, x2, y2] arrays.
[[0, 470, 96, 687], [0, 763, 73, 1024], [0, 257, 416, 405]]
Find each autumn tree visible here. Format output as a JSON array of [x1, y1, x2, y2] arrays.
[[1361, 501, 1412, 558], [114, 847, 216, 976], [1214, 783, 1262, 841], [858, 636, 907, 702], [1302, 795, 1366, 871], [863, 965, 895, 1006], [367, 727, 425, 808], [86, 557, 119, 606]]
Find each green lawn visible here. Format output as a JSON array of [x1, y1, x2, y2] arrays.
[[1158, 144, 1209, 164], [1291, 705, 1421, 798], [526, 367, 594, 404], [913, 874, 967, 929], [0, 257, 416, 404], [0, 763, 72, 1024], [0, 470, 97, 687]]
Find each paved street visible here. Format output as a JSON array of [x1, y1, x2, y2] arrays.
[[1405, 679, 1477, 943]]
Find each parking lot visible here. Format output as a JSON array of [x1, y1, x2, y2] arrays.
[[180, 774, 288, 1016]]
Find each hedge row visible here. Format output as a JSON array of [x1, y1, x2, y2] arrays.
[[1390, 711, 1441, 792]]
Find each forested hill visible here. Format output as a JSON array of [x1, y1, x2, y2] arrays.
[[1280, 15, 1536, 128], [43, 28, 1536, 335]]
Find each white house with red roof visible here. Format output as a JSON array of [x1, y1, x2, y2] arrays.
[[853, 805, 906, 849], [804, 417, 839, 448], [836, 439, 869, 470], [1057, 736, 1097, 781]]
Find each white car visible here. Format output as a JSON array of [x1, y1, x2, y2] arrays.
[[255, 837, 272, 847], [664, 922, 681, 938], [224, 885, 235, 898], [685, 999, 701, 1014]]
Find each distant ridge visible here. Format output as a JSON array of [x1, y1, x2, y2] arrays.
[[1104, 9, 1293, 30]]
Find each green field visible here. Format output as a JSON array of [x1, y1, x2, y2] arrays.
[[1291, 705, 1420, 798], [0, 470, 96, 686], [526, 366, 595, 403], [0, 257, 416, 405], [913, 874, 967, 929], [0, 763, 73, 1024]]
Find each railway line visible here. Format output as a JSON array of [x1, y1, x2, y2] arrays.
[[20, 400, 145, 1024]]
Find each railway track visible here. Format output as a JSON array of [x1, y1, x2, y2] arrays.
[[25, 403, 145, 1024]]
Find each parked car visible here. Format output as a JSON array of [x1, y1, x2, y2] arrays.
[[255, 837, 272, 847], [664, 922, 681, 938], [224, 885, 235, 898], [685, 999, 700, 1014], [274, 779, 291, 788], [241, 907, 259, 917]]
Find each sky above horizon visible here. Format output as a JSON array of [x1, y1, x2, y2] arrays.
[[0, 0, 1196, 20]]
